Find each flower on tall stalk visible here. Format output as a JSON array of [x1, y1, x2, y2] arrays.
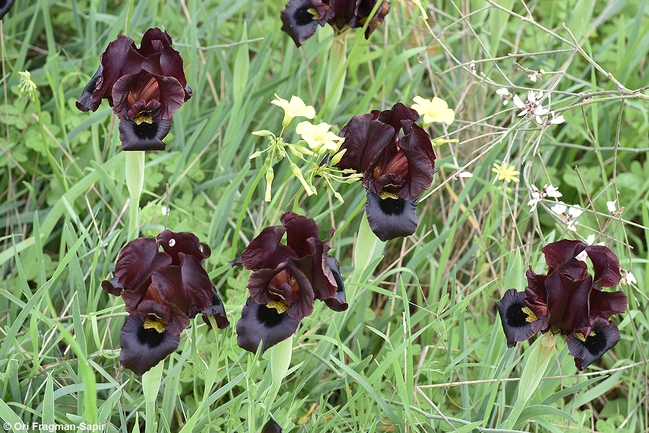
[[280, 0, 390, 47], [335, 103, 436, 241], [0, 0, 14, 19], [496, 240, 627, 370], [231, 212, 347, 354], [103, 230, 228, 375], [76, 28, 192, 151]]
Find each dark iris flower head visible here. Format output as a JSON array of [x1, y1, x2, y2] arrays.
[[0, 0, 15, 20], [496, 239, 627, 370], [261, 417, 283, 433], [567, 317, 621, 370], [281, 0, 390, 47], [336, 103, 436, 241], [232, 211, 346, 353], [104, 230, 228, 374], [76, 28, 192, 151]]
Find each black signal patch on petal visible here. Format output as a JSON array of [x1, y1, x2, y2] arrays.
[[118, 118, 172, 151], [0, 0, 15, 19], [261, 418, 282, 433], [365, 192, 418, 241], [236, 298, 299, 354], [567, 317, 621, 370], [496, 289, 539, 348], [119, 315, 180, 375], [280, 0, 328, 47]]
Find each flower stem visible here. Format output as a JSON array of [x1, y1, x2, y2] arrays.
[[323, 32, 348, 121], [504, 333, 556, 429], [266, 335, 293, 409], [125, 151, 145, 240], [142, 361, 164, 433]]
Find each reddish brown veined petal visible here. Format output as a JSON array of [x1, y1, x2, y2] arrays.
[[336, 113, 395, 176], [202, 288, 230, 330], [373, 102, 419, 134], [76, 66, 104, 112], [280, 211, 321, 258], [157, 230, 211, 265], [143, 46, 190, 96], [585, 245, 622, 288], [362, 0, 390, 38], [138, 28, 173, 56], [323, 256, 348, 312], [94, 35, 144, 104]]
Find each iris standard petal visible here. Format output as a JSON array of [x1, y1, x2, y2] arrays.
[[280, 211, 321, 258], [76, 66, 104, 112], [101, 237, 172, 300], [157, 229, 211, 265], [248, 264, 315, 321], [118, 118, 172, 151], [585, 245, 622, 288], [119, 315, 180, 375], [589, 289, 628, 321], [545, 271, 592, 335], [236, 298, 299, 354], [142, 46, 192, 101], [138, 28, 173, 57], [365, 192, 418, 241], [280, 0, 330, 47], [336, 113, 395, 175], [237, 226, 297, 270], [542, 240, 588, 281], [95, 35, 145, 104], [567, 318, 621, 370]]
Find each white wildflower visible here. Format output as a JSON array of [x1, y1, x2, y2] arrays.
[[606, 201, 617, 214]]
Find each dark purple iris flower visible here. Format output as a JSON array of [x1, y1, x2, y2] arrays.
[[496, 240, 627, 370], [0, 0, 14, 19], [280, 0, 390, 47], [335, 103, 436, 241], [231, 211, 347, 354], [76, 28, 192, 151], [103, 229, 228, 375]]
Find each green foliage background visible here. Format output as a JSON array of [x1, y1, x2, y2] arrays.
[[1, 0, 648, 432]]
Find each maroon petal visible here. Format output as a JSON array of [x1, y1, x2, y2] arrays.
[[545, 271, 592, 335], [261, 418, 282, 433], [524, 268, 549, 324], [248, 264, 315, 322], [373, 102, 420, 133], [138, 28, 173, 57], [280, 211, 321, 258], [76, 66, 104, 112], [239, 226, 297, 270], [323, 256, 348, 312], [589, 289, 627, 321], [157, 229, 211, 265], [143, 46, 191, 100], [585, 245, 622, 288], [336, 113, 396, 176], [94, 35, 145, 104], [103, 237, 172, 299], [542, 240, 588, 281]]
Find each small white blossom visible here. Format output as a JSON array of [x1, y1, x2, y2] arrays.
[[528, 189, 542, 211], [622, 271, 637, 285], [496, 88, 512, 105], [545, 112, 565, 126], [550, 203, 582, 231], [575, 251, 588, 262], [544, 184, 562, 198], [529, 184, 562, 211], [607, 201, 617, 214], [528, 69, 546, 83], [453, 171, 473, 179], [551, 203, 567, 215], [585, 234, 596, 245]]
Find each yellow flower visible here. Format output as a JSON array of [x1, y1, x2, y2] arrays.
[[492, 161, 520, 183], [271, 94, 316, 127], [295, 121, 344, 153], [411, 95, 455, 126]]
